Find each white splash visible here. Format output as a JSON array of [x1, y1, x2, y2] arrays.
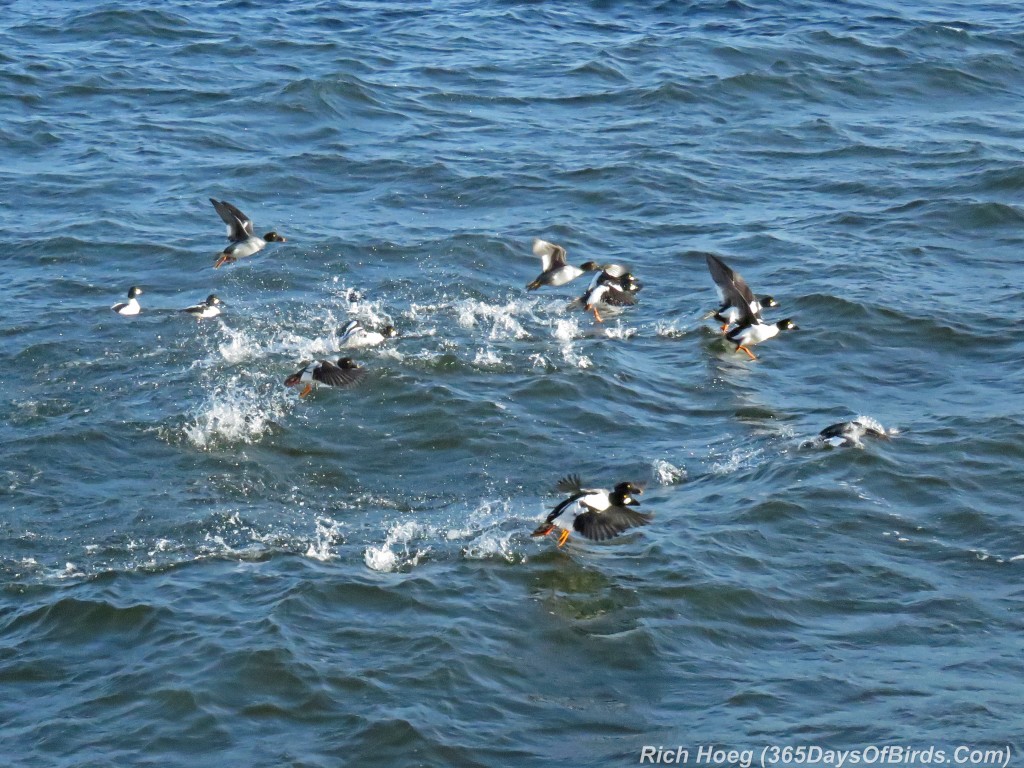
[[182, 376, 290, 449], [448, 500, 522, 562], [456, 298, 532, 340], [548, 316, 592, 368], [656, 321, 688, 338], [364, 520, 430, 572], [551, 317, 582, 342], [217, 325, 259, 365], [305, 518, 344, 561], [854, 414, 898, 437], [528, 353, 551, 369], [653, 460, 687, 485], [603, 322, 637, 340], [710, 446, 764, 475], [473, 347, 503, 367]]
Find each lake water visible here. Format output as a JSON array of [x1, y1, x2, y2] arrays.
[[2, 2, 1023, 766]]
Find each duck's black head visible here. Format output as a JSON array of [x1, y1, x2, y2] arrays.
[[128, 286, 143, 298], [382, 325, 398, 338], [264, 231, 286, 243], [760, 295, 779, 308], [620, 273, 642, 292], [206, 294, 222, 305], [777, 318, 798, 331], [336, 357, 361, 369], [611, 481, 643, 506]]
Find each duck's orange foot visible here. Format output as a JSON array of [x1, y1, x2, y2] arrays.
[[556, 529, 571, 547], [589, 306, 604, 323], [299, 384, 313, 398], [738, 345, 757, 360]]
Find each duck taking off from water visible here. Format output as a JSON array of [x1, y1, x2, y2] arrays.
[[532, 474, 651, 547], [210, 198, 285, 268]]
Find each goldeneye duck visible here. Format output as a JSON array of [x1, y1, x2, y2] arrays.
[[819, 420, 889, 448], [182, 294, 225, 319], [726, 316, 798, 360], [531, 474, 651, 547], [210, 198, 285, 269], [583, 262, 642, 292], [337, 319, 398, 348], [284, 357, 366, 398], [705, 253, 778, 332], [111, 286, 143, 316], [526, 239, 595, 291], [572, 269, 640, 323]]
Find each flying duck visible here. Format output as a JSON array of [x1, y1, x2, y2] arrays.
[[284, 357, 366, 398], [572, 268, 641, 323], [526, 239, 596, 291], [531, 474, 651, 547], [210, 198, 285, 268], [704, 253, 778, 332]]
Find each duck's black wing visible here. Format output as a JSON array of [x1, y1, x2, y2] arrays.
[[602, 287, 638, 307], [706, 253, 760, 322], [554, 474, 585, 494], [573, 505, 653, 541], [819, 422, 855, 440], [210, 198, 254, 240], [313, 360, 366, 389]]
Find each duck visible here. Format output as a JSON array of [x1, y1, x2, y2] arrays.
[[284, 357, 366, 398], [526, 239, 596, 291], [210, 198, 285, 268], [704, 253, 778, 332], [181, 294, 224, 319], [531, 474, 651, 547], [819, 420, 890, 448], [337, 319, 398, 348], [726, 315, 798, 360], [571, 268, 641, 323], [111, 286, 143, 316]]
